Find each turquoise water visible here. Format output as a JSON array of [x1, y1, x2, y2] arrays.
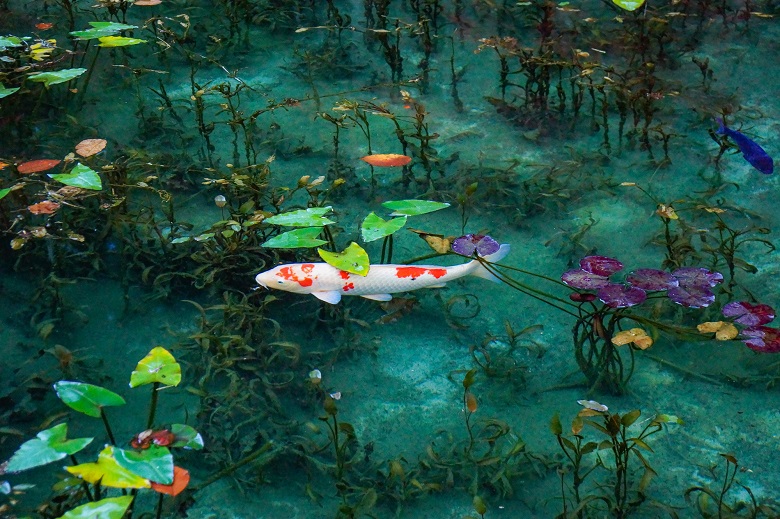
[[3, 1, 780, 517]]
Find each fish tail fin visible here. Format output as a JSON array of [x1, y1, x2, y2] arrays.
[[469, 244, 511, 283], [715, 117, 726, 135]]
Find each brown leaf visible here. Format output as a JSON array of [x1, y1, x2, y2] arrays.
[[28, 200, 61, 215], [17, 159, 61, 174], [75, 138, 107, 157]]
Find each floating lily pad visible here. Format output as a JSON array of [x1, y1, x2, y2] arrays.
[[741, 326, 780, 353], [667, 284, 715, 308], [626, 269, 678, 291], [54, 381, 126, 418], [98, 36, 147, 47], [580, 256, 623, 277], [5, 423, 93, 473], [49, 163, 102, 190], [613, 0, 646, 11], [361, 212, 407, 242], [671, 267, 723, 288], [264, 206, 334, 227], [0, 36, 22, 50], [262, 227, 326, 248], [27, 68, 87, 87], [170, 424, 204, 450], [61, 496, 134, 519], [597, 283, 647, 308], [318, 242, 369, 277], [130, 346, 181, 388], [0, 83, 19, 99], [114, 446, 173, 485], [561, 269, 610, 290], [66, 446, 151, 489], [382, 199, 450, 217], [451, 234, 500, 257], [70, 22, 137, 39], [722, 301, 775, 326]]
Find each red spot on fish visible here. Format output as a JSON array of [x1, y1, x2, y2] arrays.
[[277, 265, 314, 287], [428, 268, 447, 279], [396, 267, 428, 280], [301, 264, 314, 273], [339, 270, 350, 280], [342, 282, 355, 292]]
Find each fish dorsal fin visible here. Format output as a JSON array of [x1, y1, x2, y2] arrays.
[[313, 291, 342, 304], [361, 294, 393, 302]]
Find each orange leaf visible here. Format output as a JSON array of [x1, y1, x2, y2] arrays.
[[75, 138, 107, 157], [360, 154, 412, 167], [36, 22, 54, 30], [17, 159, 61, 174], [465, 392, 478, 413], [0, 162, 9, 170], [28, 201, 61, 215], [150, 466, 190, 497]]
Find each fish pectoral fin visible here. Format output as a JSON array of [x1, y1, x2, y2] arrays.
[[425, 283, 447, 289], [361, 294, 393, 302], [313, 291, 342, 304]]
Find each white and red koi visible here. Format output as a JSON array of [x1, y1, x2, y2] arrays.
[[255, 244, 510, 304]]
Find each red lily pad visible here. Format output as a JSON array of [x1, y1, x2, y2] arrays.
[[722, 301, 775, 326], [580, 256, 623, 276], [741, 326, 780, 353], [671, 267, 723, 288], [626, 269, 678, 291], [561, 269, 610, 290], [667, 284, 715, 308], [597, 283, 647, 308]]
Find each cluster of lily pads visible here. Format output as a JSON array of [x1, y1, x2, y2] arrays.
[[721, 301, 780, 353], [561, 255, 723, 309]]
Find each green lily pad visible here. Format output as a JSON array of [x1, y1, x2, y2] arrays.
[[0, 84, 20, 99], [130, 346, 182, 388], [0, 187, 10, 201], [318, 242, 370, 277], [381, 199, 450, 217], [5, 423, 93, 473], [264, 206, 334, 227], [0, 36, 22, 50], [54, 381, 126, 418], [170, 424, 204, 450], [262, 227, 327, 249], [98, 36, 146, 47], [70, 22, 137, 40], [49, 163, 102, 190], [113, 446, 173, 485], [360, 212, 407, 242], [61, 496, 134, 519], [612, 0, 645, 10], [66, 446, 151, 489], [27, 68, 87, 88]]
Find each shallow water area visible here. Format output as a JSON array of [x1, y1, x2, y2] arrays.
[[3, 1, 780, 518]]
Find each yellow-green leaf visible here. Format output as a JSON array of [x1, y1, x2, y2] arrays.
[[613, 0, 645, 10], [66, 446, 151, 489], [98, 36, 146, 47], [129, 347, 181, 388], [317, 242, 369, 277]]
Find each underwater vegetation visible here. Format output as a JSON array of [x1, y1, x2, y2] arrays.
[[3, 0, 780, 517]]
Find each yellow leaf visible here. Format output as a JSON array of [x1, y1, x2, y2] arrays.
[[698, 321, 738, 340], [66, 447, 150, 489], [633, 335, 653, 350], [656, 204, 678, 220], [612, 328, 651, 348]]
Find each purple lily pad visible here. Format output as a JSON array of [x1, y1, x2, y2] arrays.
[[452, 234, 500, 257], [580, 256, 624, 277], [626, 269, 679, 291], [667, 284, 715, 308], [561, 269, 611, 290], [740, 326, 780, 353], [671, 267, 724, 288], [597, 283, 647, 308], [722, 301, 775, 327]]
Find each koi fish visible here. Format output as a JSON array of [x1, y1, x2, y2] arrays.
[[255, 244, 510, 304], [716, 118, 774, 174]]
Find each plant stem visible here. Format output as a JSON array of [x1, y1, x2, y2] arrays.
[[147, 381, 160, 429], [69, 454, 94, 501], [100, 409, 117, 445]]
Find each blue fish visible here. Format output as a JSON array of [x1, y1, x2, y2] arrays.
[[716, 118, 773, 175]]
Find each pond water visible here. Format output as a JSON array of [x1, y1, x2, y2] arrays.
[[2, 1, 780, 518]]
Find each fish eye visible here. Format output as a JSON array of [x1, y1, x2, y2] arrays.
[[277, 280, 284, 284]]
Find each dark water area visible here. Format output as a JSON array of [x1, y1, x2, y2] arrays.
[[3, 1, 780, 517]]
